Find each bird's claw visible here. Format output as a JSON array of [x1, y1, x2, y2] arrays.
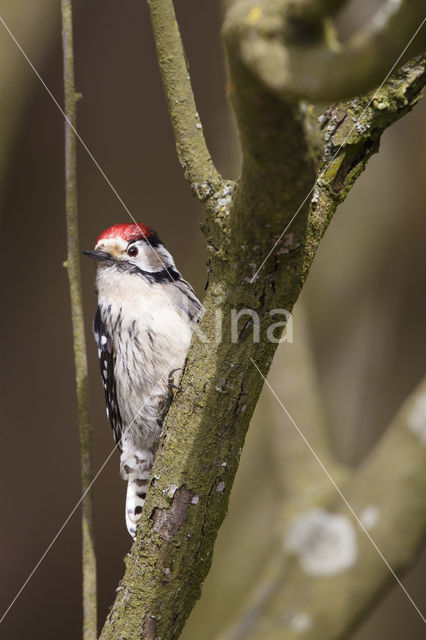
[[168, 367, 183, 392]]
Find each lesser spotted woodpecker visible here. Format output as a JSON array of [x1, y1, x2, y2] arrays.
[[84, 223, 201, 536]]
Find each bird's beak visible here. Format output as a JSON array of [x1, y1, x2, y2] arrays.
[[83, 250, 114, 263]]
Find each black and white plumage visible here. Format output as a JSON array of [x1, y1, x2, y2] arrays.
[[84, 223, 201, 536]]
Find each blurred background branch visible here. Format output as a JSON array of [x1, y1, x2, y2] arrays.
[[61, 1, 97, 638], [216, 374, 426, 640], [227, 0, 426, 101], [263, 308, 348, 498]]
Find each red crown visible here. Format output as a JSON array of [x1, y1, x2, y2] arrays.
[[96, 223, 154, 245]]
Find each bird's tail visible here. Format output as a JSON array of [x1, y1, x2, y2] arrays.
[[120, 448, 153, 537]]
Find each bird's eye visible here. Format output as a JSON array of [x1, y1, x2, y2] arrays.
[[127, 246, 138, 257]]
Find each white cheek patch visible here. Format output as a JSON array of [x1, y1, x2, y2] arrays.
[[132, 242, 176, 273], [132, 244, 158, 272]]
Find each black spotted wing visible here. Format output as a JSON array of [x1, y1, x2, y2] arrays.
[[94, 306, 122, 448]]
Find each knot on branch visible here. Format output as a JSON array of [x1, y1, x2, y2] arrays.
[[151, 485, 194, 542], [142, 615, 158, 640]]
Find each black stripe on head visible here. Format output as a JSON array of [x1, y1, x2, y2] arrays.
[[128, 231, 162, 248], [144, 267, 181, 283], [116, 262, 182, 283]]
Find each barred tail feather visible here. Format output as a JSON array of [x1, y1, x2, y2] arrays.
[[125, 475, 149, 537], [120, 447, 153, 537]]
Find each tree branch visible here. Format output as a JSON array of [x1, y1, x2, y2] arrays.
[[229, 0, 426, 102], [217, 377, 426, 640], [213, 307, 352, 640], [264, 307, 348, 497], [312, 52, 426, 215], [211, 56, 426, 634], [98, 5, 426, 639], [147, 0, 223, 201], [61, 3, 97, 639]]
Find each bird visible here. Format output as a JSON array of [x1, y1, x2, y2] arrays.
[[84, 223, 201, 536]]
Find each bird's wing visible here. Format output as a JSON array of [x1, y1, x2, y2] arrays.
[[94, 306, 122, 447], [173, 278, 203, 323]]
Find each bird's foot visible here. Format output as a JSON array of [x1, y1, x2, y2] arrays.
[[168, 367, 183, 392]]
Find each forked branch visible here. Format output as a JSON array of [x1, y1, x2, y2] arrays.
[[98, 3, 426, 639]]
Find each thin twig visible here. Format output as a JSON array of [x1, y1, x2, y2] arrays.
[[61, 2, 97, 639], [147, 0, 223, 201]]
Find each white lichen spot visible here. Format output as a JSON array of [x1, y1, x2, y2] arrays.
[[284, 508, 358, 576], [241, 405, 246, 413], [221, 461, 227, 468], [191, 495, 199, 505], [218, 195, 231, 208], [290, 612, 313, 633], [408, 392, 426, 445], [311, 188, 320, 206], [360, 505, 380, 530], [163, 484, 178, 499], [374, 99, 387, 110], [164, 567, 170, 576], [355, 120, 368, 134], [195, 123, 202, 130], [216, 481, 225, 493]]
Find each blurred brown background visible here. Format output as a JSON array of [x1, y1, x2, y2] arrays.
[[0, 1, 425, 639]]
